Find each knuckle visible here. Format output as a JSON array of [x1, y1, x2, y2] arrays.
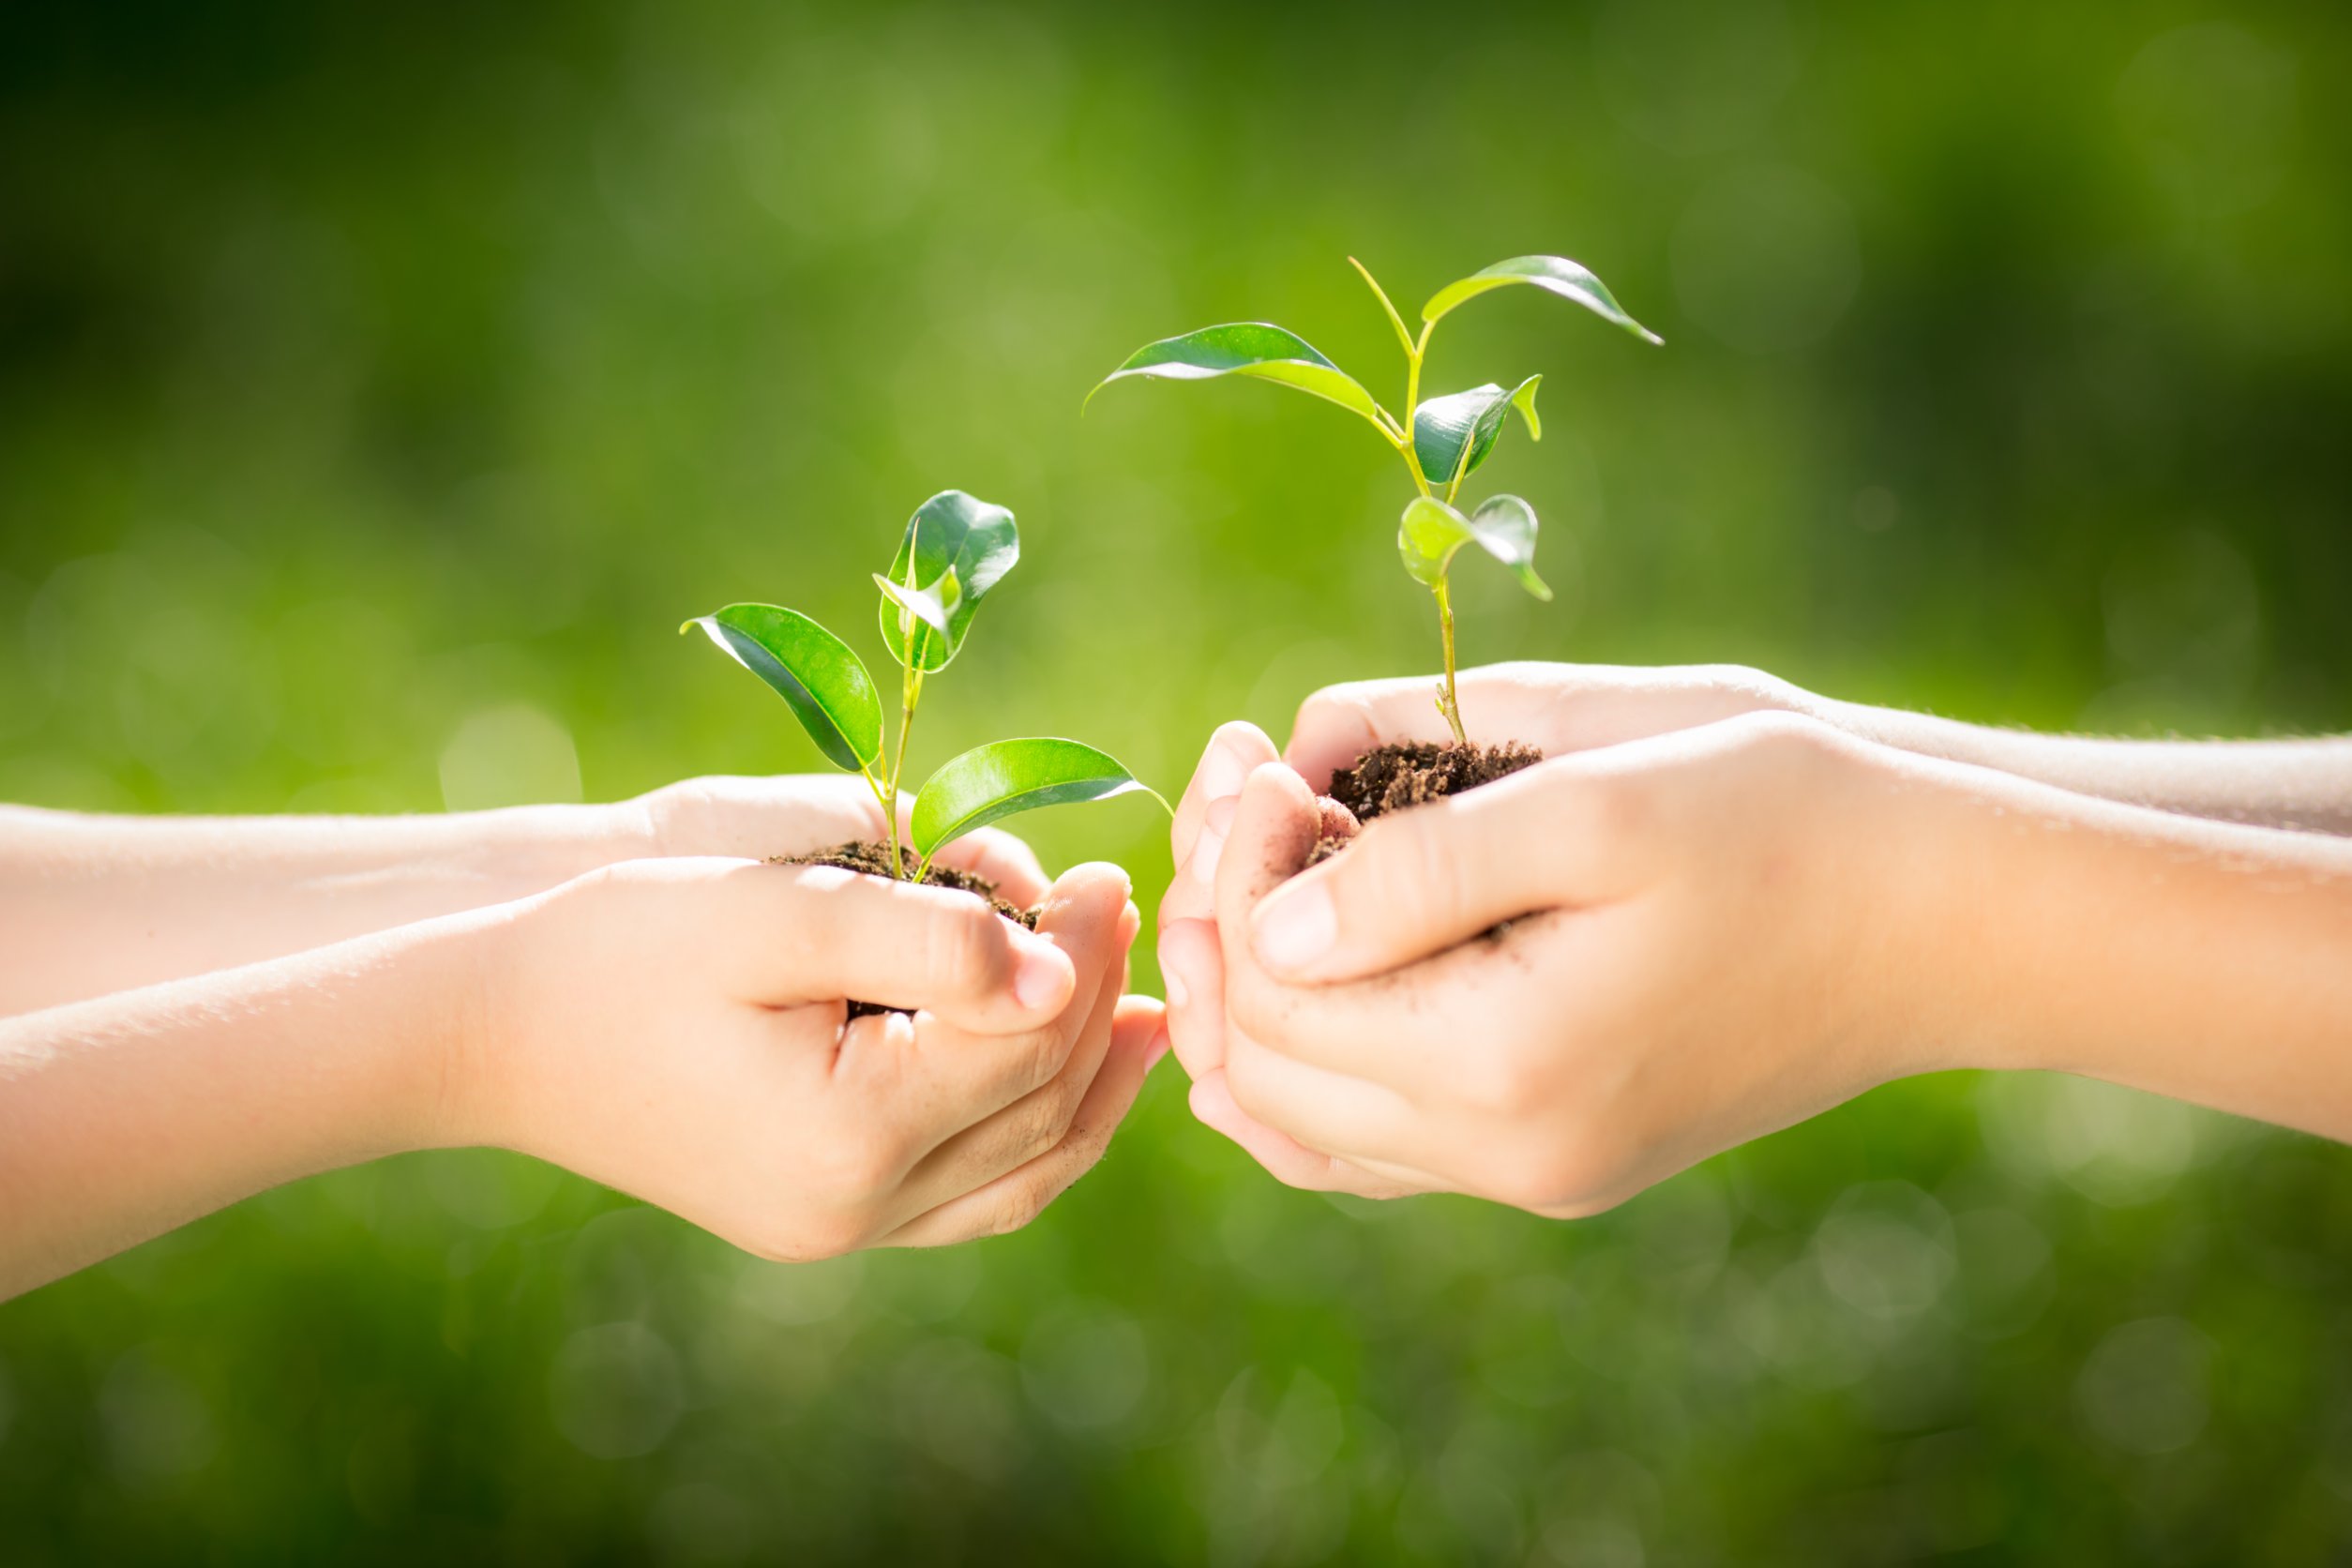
[[1008, 1081, 1082, 1166], [985, 1182, 1049, 1238], [1353, 816, 1464, 931], [999, 1021, 1072, 1097], [926, 904, 1013, 996], [1575, 770, 1652, 846]]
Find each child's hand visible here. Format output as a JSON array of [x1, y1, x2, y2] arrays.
[[458, 857, 1158, 1257], [1170, 715, 1955, 1211], [627, 774, 1051, 900]]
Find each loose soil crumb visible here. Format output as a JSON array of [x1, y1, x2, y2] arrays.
[[776, 840, 1039, 1018], [1309, 742, 1546, 939]]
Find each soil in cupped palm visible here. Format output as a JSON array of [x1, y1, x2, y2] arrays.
[[1309, 739, 1544, 865]]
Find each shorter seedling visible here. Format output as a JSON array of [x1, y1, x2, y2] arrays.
[[685, 490, 1164, 889], [1093, 254, 1659, 746]]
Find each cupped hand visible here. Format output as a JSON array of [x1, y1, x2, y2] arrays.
[[1279, 661, 1811, 792], [628, 774, 1052, 906], [1177, 713, 1960, 1214], [1154, 663, 1819, 1162], [459, 856, 1160, 1257]]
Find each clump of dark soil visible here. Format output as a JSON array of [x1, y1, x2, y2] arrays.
[[1310, 740, 1544, 866], [777, 840, 1039, 1018], [1328, 740, 1545, 822]]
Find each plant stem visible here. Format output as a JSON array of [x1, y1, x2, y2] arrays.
[[887, 660, 923, 878], [1432, 577, 1467, 746], [1401, 318, 1439, 498]]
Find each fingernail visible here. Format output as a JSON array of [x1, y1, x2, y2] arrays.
[[1015, 942, 1067, 1011], [1199, 742, 1251, 806], [1145, 1027, 1172, 1070], [1191, 797, 1237, 888], [1253, 882, 1336, 973], [1158, 933, 1190, 1008]]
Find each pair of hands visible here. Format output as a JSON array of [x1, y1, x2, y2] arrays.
[[438, 777, 1161, 1261], [1156, 663, 2008, 1213]]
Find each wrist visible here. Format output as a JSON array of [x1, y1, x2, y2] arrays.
[[397, 897, 541, 1153], [1822, 740, 2044, 1082]]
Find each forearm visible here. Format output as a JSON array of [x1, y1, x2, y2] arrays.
[[0, 803, 641, 1015], [1823, 701, 2352, 833], [0, 906, 498, 1298], [1911, 760, 2352, 1138]]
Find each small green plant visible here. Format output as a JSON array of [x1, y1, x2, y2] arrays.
[[1092, 255, 1659, 745], [684, 490, 1165, 883]]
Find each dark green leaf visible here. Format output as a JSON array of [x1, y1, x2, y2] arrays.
[[1411, 376, 1541, 491], [683, 604, 883, 772], [1421, 255, 1663, 344], [911, 738, 1165, 860], [878, 491, 1018, 673], [1395, 495, 1551, 600], [1089, 323, 1393, 435]]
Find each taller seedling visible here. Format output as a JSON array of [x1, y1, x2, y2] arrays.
[[685, 490, 1163, 883], [1093, 256, 1659, 745]]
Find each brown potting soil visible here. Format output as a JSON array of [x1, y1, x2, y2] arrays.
[[1308, 744, 1546, 942], [776, 841, 1040, 1018], [1326, 740, 1545, 822]]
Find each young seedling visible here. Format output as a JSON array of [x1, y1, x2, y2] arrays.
[[1091, 255, 1659, 746], [684, 490, 1165, 888]]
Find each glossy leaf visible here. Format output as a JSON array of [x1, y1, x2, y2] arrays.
[[1463, 494, 1551, 599], [1412, 376, 1542, 490], [1421, 255, 1663, 344], [683, 604, 882, 772], [1090, 323, 1392, 435], [911, 738, 1164, 860], [1396, 494, 1552, 600], [878, 490, 1018, 673]]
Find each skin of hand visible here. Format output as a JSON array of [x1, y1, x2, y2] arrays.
[[0, 855, 1160, 1297], [1279, 661, 2352, 833], [1162, 709, 2352, 1214], [0, 775, 1048, 1017]]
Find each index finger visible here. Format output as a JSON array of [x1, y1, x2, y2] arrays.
[[701, 859, 1078, 1033], [1171, 721, 1279, 873]]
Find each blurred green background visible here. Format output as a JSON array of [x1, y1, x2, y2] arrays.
[[4, 0, 2350, 1560]]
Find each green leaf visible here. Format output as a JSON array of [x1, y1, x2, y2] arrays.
[[1088, 323, 1393, 436], [878, 490, 1018, 673], [1421, 255, 1663, 344], [683, 604, 883, 772], [1395, 494, 1552, 600], [1412, 376, 1542, 491], [872, 565, 962, 641], [1464, 494, 1552, 600], [911, 738, 1166, 860]]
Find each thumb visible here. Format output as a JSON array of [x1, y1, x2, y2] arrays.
[[1243, 756, 1636, 983]]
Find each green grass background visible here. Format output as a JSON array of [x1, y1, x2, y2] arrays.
[[4, 1, 2350, 1560]]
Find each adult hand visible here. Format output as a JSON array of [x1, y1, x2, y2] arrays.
[[460, 856, 1158, 1256], [1278, 661, 1805, 792], [1180, 714, 1957, 1210]]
